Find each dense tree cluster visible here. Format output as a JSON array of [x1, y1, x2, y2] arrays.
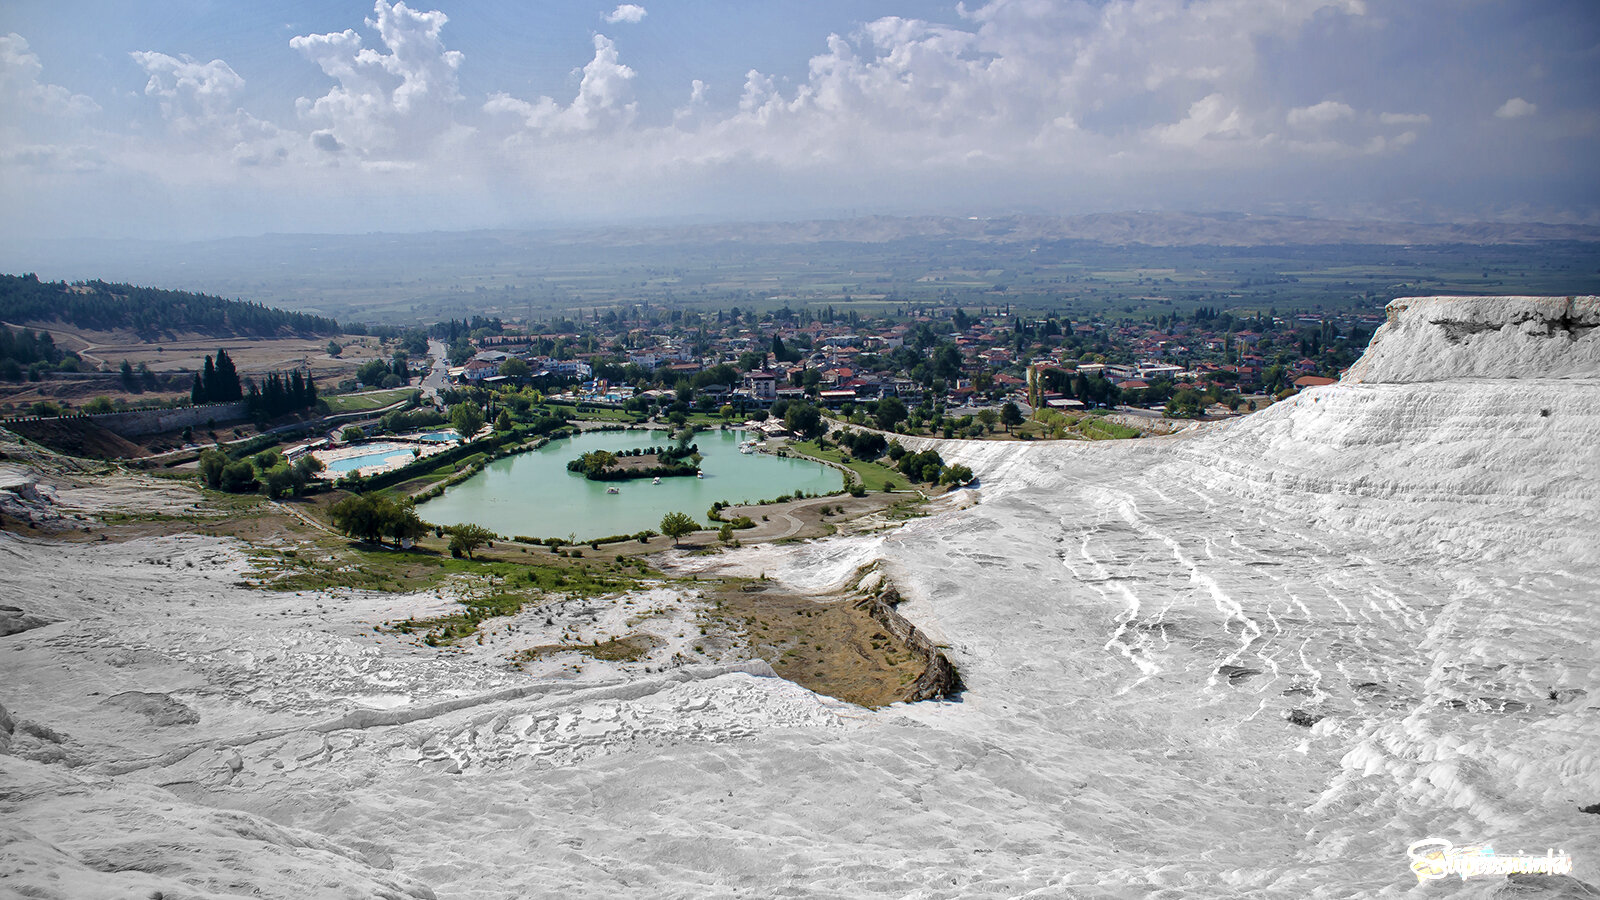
[[356, 353, 411, 388], [244, 369, 319, 419], [330, 494, 428, 546], [197, 447, 323, 497], [190, 350, 243, 404], [0, 274, 339, 338], [0, 327, 66, 381], [834, 428, 888, 460]]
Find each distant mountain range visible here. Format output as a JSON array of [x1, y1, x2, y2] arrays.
[[561, 212, 1600, 248]]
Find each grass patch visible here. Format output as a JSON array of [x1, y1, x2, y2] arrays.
[[1077, 415, 1142, 440], [247, 538, 648, 645], [392, 591, 538, 645], [789, 440, 894, 491], [509, 633, 663, 664], [322, 389, 415, 413]]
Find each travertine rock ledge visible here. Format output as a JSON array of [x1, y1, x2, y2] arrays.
[[1344, 294, 1599, 383]]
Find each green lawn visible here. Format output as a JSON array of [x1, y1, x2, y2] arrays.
[[789, 440, 900, 491], [323, 389, 415, 413]]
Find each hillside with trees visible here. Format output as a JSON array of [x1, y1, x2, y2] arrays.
[[0, 273, 340, 339]]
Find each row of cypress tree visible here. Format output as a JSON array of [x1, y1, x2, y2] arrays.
[[189, 348, 318, 419], [190, 350, 243, 404]]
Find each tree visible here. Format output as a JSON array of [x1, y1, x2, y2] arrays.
[[342, 426, 365, 442], [386, 501, 428, 546], [327, 340, 342, 357], [1000, 402, 1024, 433], [450, 402, 485, 436], [783, 401, 824, 440], [659, 511, 697, 547], [119, 359, 137, 392], [261, 463, 297, 499], [357, 359, 391, 386], [495, 409, 513, 431], [448, 523, 495, 559], [331, 495, 384, 542], [940, 464, 975, 486], [976, 408, 999, 433], [1166, 388, 1203, 419], [499, 357, 530, 379], [213, 349, 242, 401], [576, 450, 617, 477], [874, 396, 907, 432], [291, 455, 323, 492], [198, 448, 228, 488], [218, 460, 258, 493], [83, 396, 114, 415]]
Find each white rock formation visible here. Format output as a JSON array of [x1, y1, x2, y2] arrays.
[[1344, 294, 1599, 383], [2, 295, 1596, 897]]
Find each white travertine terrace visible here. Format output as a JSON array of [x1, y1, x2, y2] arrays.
[[2, 296, 1597, 898]]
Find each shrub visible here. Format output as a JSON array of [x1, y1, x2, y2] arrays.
[[218, 460, 258, 493]]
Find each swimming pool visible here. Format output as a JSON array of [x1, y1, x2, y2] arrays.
[[417, 430, 461, 443], [323, 443, 420, 474]]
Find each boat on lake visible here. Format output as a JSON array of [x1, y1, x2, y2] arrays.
[[606, 487, 620, 494]]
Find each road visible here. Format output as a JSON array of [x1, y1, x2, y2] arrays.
[[421, 339, 449, 407]]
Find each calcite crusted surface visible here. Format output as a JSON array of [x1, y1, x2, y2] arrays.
[[1, 296, 1597, 898]]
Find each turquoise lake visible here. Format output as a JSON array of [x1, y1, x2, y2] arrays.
[[416, 428, 842, 540]]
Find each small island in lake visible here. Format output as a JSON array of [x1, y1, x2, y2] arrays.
[[567, 443, 702, 481]]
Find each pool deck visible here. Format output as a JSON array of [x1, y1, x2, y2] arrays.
[[313, 435, 461, 480]]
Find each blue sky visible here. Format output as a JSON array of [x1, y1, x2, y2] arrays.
[[2, 1, 1597, 240]]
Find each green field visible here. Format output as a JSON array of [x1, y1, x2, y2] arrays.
[[323, 389, 415, 413]]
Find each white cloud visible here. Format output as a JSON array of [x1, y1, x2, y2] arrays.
[[130, 51, 245, 121], [290, 0, 466, 157], [0, 33, 99, 117], [1495, 97, 1536, 119], [1152, 93, 1248, 147], [1288, 100, 1354, 128], [487, 35, 635, 134], [18, 0, 1530, 240], [604, 5, 647, 25]]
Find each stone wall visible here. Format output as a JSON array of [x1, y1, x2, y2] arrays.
[[1, 401, 248, 437]]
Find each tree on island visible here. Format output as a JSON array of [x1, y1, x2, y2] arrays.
[[575, 450, 617, 477], [659, 511, 697, 548]]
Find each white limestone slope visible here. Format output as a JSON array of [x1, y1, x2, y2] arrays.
[[2, 295, 1597, 899]]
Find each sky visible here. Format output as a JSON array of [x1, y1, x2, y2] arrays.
[[2, 0, 1597, 241]]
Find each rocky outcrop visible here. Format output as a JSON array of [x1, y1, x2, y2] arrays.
[[0, 604, 52, 637], [855, 577, 963, 703], [1344, 295, 1600, 383], [101, 691, 201, 727]]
